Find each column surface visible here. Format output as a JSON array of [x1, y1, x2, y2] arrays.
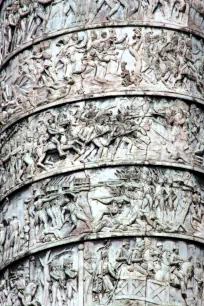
[[0, 1, 204, 306]]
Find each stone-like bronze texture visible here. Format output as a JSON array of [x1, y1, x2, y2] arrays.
[[0, 1, 204, 306]]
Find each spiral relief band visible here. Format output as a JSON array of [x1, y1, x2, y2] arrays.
[[0, 1, 204, 306], [0, 0, 204, 68]]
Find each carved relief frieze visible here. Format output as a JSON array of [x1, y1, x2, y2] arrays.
[[1, 166, 204, 269], [1, 27, 204, 128], [0, 237, 203, 305], [1, 0, 204, 65], [0, 246, 80, 306], [82, 238, 204, 306], [1, 1, 204, 305], [0, 97, 204, 195], [190, 0, 204, 32]]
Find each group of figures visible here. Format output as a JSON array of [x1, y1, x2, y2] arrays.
[[1, 166, 204, 269], [0, 0, 204, 64], [1, 1, 204, 306], [0, 238, 204, 306], [0, 247, 79, 306], [1, 27, 204, 127], [1, 97, 204, 195]]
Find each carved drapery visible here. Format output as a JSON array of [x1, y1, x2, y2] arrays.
[[0, 1, 204, 306]]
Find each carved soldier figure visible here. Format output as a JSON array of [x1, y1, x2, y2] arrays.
[[63, 0, 77, 24], [32, 41, 56, 84], [28, 0, 53, 39], [3, 218, 12, 261], [0, 280, 7, 305], [63, 192, 92, 234], [169, 244, 187, 297], [131, 238, 148, 276], [19, 220, 30, 252], [55, 37, 70, 75], [128, 0, 142, 19], [154, 179, 169, 217], [151, 0, 166, 17], [129, 28, 143, 69], [9, 215, 20, 259], [4, 3, 20, 55], [171, 0, 187, 21], [116, 240, 132, 269], [174, 38, 202, 93], [94, 243, 117, 302], [18, 278, 40, 306], [143, 203, 164, 231], [33, 189, 49, 237], [194, 260, 204, 302], [14, 139, 25, 184], [43, 188, 63, 229], [64, 32, 87, 80], [95, 0, 128, 20], [144, 241, 163, 275], [142, 177, 155, 211], [92, 195, 130, 226], [46, 116, 67, 156], [10, 265, 26, 294], [49, 261, 65, 306], [64, 256, 78, 306], [16, 0, 31, 46], [22, 133, 35, 179], [0, 224, 5, 261]]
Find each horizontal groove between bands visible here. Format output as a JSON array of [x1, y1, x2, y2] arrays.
[[0, 161, 204, 205], [1, 90, 204, 135], [0, 232, 204, 273]]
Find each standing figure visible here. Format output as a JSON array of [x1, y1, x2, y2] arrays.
[[49, 261, 65, 306], [9, 215, 20, 259], [28, 0, 53, 39], [151, 0, 166, 16], [16, 0, 31, 45], [170, 244, 187, 297], [95, 0, 128, 20], [194, 261, 204, 305], [64, 257, 78, 306]]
